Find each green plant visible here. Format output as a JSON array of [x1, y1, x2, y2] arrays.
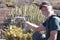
[[8, 5, 45, 25]]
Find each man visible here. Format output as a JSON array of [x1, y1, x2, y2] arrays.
[[16, 1, 60, 40]]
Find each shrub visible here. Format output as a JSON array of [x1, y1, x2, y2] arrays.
[[8, 5, 45, 25], [3, 25, 34, 40]]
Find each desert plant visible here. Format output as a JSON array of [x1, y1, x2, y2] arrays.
[[8, 4, 45, 25], [3, 25, 34, 40]]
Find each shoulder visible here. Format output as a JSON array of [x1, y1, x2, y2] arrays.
[[50, 16, 60, 23], [51, 16, 60, 22]]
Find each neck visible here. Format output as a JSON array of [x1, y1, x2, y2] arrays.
[[46, 11, 56, 19]]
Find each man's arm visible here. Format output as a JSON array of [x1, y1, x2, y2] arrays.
[[48, 30, 58, 40], [25, 21, 46, 31]]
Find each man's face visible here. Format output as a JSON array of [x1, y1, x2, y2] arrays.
[[41, 6, 50, 17]]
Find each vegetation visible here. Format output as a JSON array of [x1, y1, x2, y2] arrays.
[[3, 25, 34, 40], [8, 5, 45, 25]]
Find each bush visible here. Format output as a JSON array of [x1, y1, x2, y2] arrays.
[[3, 25, 34, 40]]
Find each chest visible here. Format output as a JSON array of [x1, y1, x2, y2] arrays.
[[45, 18, 60, 31]]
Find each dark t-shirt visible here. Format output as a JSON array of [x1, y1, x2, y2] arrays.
[[43, 15, 60, 40]]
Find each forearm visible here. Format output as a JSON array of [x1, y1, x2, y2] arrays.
[[48, 36, 56, 40], [25, 21, 45, 31], [48, 30, 58, 40], [48, 36, 57, 40], [25, 21, 39, 30]]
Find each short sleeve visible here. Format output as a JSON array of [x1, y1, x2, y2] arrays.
[[50, 17, 60, 31]]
